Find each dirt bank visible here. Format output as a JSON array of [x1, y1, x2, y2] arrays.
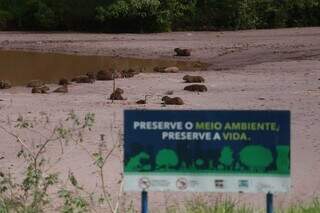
[[1, 28, 320, 69]]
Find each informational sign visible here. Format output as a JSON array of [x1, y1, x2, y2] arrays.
[[124, 110, 290, 193]]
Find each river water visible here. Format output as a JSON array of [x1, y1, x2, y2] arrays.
[[0, 50, 207, 85]]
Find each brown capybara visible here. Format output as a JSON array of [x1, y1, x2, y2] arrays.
[[162, 96, 184, 105], [86, 72, 96, 80], [27, 80, 45, 88], [153, 66, 166, 73], [32, 87, 45, 94], [183, 75, 205, 83], [96, 70, 114, 81], [53, 85, 68, 93], [0, 80, 12, 89], [32, 85, 50, 94], [136, 99, 146, 104], [71, 75, 94, 83], [120, 69, 137, 78], [59, 78, 70, 85], [154, 66, 179, 73], [109, 88, 125, 100], [174, 48, 191, 57], [184, 84, 207, 92]]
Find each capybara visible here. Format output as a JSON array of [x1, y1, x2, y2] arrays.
[[71, 75, 94, 83], [120, 68, 137, 78], [53, 85, 68, 93], [59, 78, 70, 85], [154, 66, 179, 73], [96, 70, 114, 81], [86, 72, 96, 80], [136, 99, 146, 104], [174, 48, 191, 56], [184, 84, 207, 92], [162, 96, 184, 105], [32, 85, 50, 94], [109, 88, 124, 100], [27, 80, 45, 88], [0, 80, 12, 89], [153, 66, 166, 73], [183, 75, 205, 83]]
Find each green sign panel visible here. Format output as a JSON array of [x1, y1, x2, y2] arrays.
[[124, 110, 290, 193]]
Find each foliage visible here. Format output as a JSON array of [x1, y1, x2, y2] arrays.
[[58, 189, 88, 213], [96, 0, 167, 32], [0, 10, 12, 29], [165, 196, 257, 213], [165, 197, 320, 213], [0, 0, 319, 32], [281, 199, 320, 213], [0, 111, 124, 212]]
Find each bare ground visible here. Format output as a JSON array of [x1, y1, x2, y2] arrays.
[[1, 27, 320, 69], [0, 28, 320, 212]]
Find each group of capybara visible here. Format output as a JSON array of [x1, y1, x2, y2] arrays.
[[26, 69, 138, 97], [0, 71, 207, 106], [0, 48, 210, 105], [160, 74, 207, 106]]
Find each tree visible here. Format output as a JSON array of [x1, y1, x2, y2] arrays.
[[95, 0, 170, 32], [0, 10, 12, 29]]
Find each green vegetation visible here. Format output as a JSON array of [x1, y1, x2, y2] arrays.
[[0, 0, 319, 32], [165, 197, 320, 213], [0, 111, 125, 212]]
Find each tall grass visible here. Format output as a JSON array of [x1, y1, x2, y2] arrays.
[[280, 199, 320, 213], [163, 195, 258, 213], [164, 198, 320, 213]]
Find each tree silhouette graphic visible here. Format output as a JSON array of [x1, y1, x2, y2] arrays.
[[156, 149, 178, 170], [219, 146, 234, 170], [239, 145, 273, 172], [276, 145, 290, 173], [126, 152, 151, 171]]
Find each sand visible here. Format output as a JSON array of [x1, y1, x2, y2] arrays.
[[0, 27, 320, 212]]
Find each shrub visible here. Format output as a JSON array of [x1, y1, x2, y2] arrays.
[[0, 10, 12, 29], [1, 0, 320, 33], [95, 0, 170, 32]]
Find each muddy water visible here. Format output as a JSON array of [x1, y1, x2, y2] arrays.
[[0, 50, 208, 85]]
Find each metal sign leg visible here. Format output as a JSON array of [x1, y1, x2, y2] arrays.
[[266, 192, 273, 213], [141, 191, 148, 213]]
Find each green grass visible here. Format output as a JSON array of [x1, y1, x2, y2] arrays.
[[163, 198, 320, 213], [165, 200, 256, 213], [279, 199, 320, 213], [1, 196, 320, 212]]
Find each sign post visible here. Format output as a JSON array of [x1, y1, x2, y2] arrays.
[[267, 192, 273, 213], [123, 110, 290, 212], [141, 191, 148, 213]]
